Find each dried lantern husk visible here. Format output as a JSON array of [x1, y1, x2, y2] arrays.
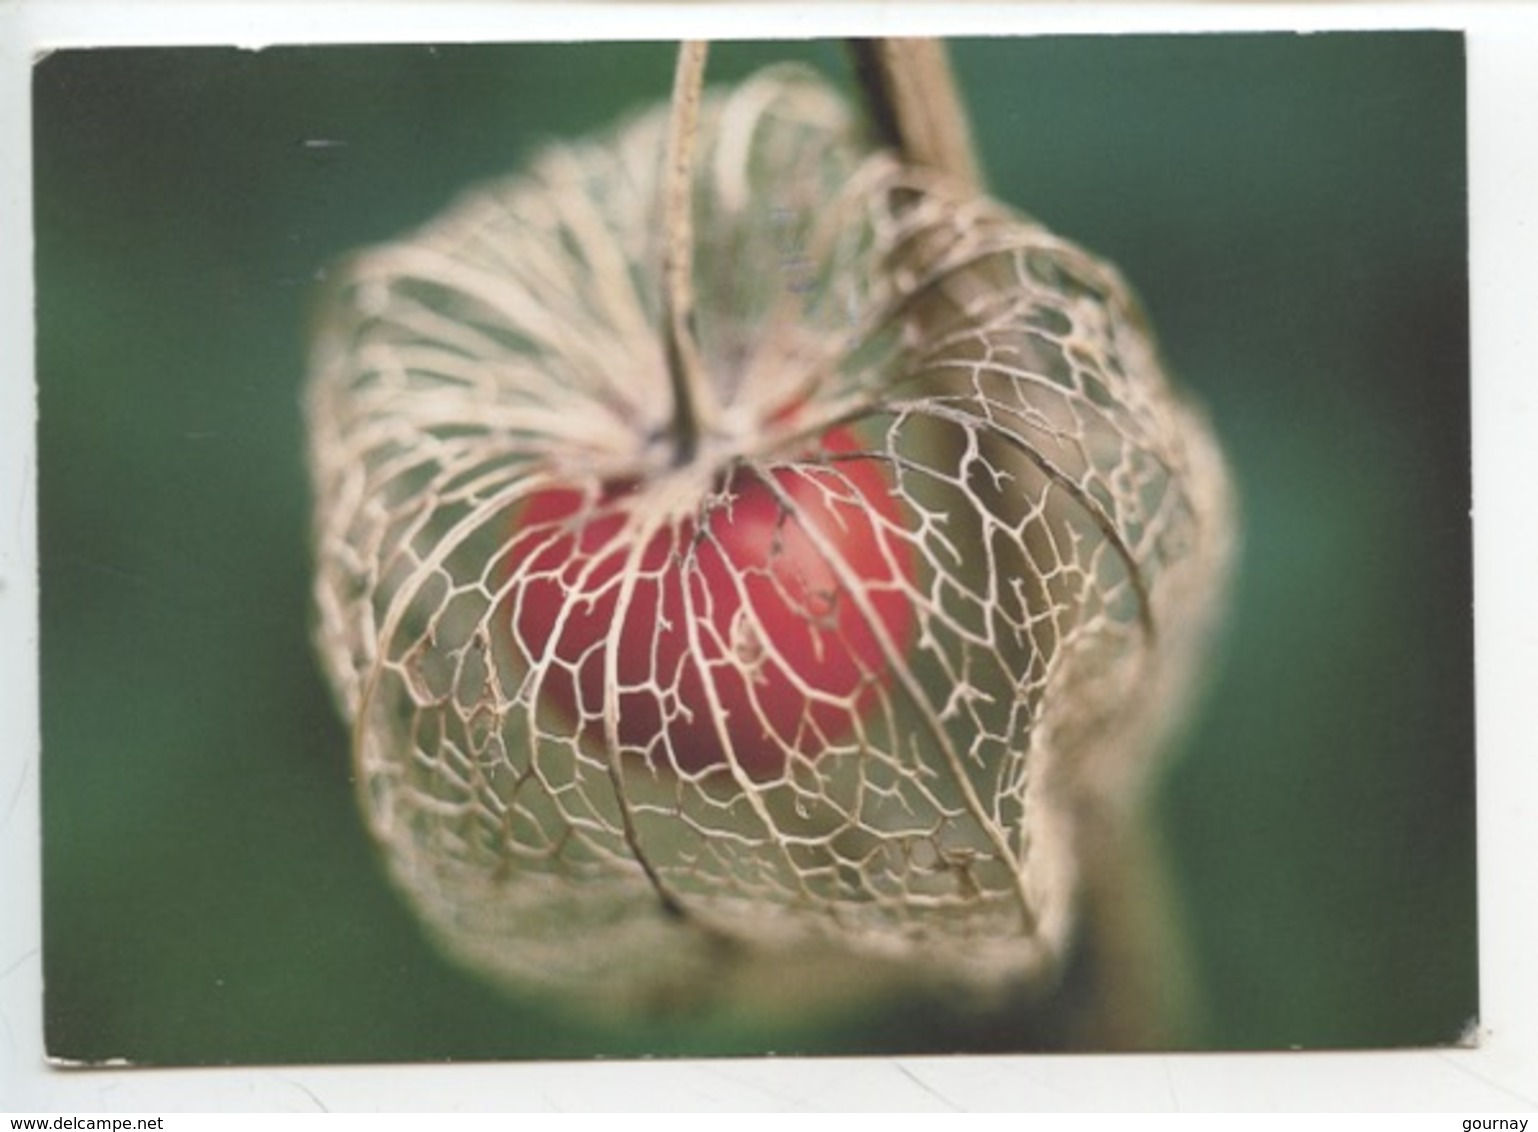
[[306, 63, 1235, 1019]]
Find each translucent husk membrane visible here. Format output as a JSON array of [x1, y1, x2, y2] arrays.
[[307, 64, 1235, 1018]]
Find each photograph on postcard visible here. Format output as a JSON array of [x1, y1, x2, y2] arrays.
[[34, 33, 1473, 1064]]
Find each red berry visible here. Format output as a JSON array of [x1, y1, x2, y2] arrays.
[[501, 429, 913, 780]]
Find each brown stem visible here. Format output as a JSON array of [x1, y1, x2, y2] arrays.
[[662, 40, 715, 464], [846, 38, 983, 190]]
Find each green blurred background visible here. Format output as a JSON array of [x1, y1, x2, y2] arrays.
[[35, 33, 1473, 1064]]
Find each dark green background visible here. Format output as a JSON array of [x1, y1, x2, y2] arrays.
[[35, 33, 1473, 1064]]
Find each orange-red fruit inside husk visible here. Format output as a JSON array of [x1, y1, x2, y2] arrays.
[[503, 429, 914, 780]]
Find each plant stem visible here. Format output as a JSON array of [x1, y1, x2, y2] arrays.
[[662, 40, 715, 464], [846, 38, 982, 190]]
